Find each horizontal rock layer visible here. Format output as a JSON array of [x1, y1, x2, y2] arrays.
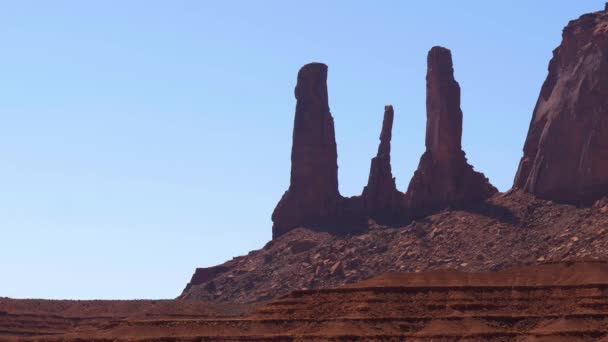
[[183, 190, 608, 304], [27, 262, 608, 341]]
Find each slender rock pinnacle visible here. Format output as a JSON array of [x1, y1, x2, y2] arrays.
[[361, 105, 403, 223], [404, 46, 497, 216]]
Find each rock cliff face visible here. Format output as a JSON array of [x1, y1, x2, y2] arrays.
[[361, 105, 404, 223], [514, 8, 608, 204], [405, 47, 497, 216]]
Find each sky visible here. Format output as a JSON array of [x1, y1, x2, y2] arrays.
[[0, 0, 605, 300]]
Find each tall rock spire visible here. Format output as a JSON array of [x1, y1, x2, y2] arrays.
[[272, 63, 343, 238], [290, 63, 339, 196], [513, 9, 608, 204], [405, 47, 497, 216], [377, 105, 394, 157], [425, 47, 463, 154], [361, 105, 403, 223]]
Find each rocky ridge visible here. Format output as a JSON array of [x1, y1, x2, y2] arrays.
[[182, 190, 608, 304]]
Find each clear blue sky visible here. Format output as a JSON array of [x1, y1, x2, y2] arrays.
[[0, 1, 604, 299]]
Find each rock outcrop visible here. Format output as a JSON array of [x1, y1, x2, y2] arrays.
[[514, 8, 608, 204], [182, 190, 608, 304], [361, 105, 404, 223], [273, 50, 500, 237], [272, 63, 362, 238], [183, 264, 234, 292], [405, 46, 497, 216]]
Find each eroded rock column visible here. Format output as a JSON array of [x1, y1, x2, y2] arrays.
[[272, 63, 343, 238], [361, 105, 404, 223], [405, 47, 497, 216]]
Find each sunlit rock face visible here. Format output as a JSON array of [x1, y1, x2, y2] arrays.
[[514, 9, 608, 204]]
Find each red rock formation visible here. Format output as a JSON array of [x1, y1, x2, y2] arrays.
[[183, 264, 233, 292], [405, 46, 497, 216], [273, 51, 502, 237], [184, 189, 608, 304], [361, 105, 404, 223], [19, 262, 608, 341], [514, 8, 608, 204], [272, 63, 351, 238]]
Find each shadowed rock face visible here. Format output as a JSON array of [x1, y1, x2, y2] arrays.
[[361, 105, 404, 223], [425, 47, 463, 155], [514, 9, 608, 204], [273, 49, 500, 237], [272, 63, 358, 238], [290, 63, 339, 197], [405, 47, 497, 216]]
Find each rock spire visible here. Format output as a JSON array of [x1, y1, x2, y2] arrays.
[[272, 63, 344, 238], [361, 105, 403, 223], [405, 46, 497, 216]]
